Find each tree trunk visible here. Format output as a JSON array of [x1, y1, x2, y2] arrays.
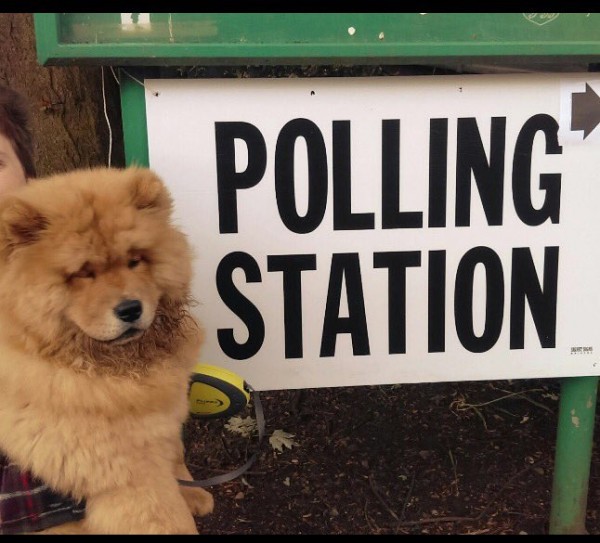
[[0, 13, 124, 177]]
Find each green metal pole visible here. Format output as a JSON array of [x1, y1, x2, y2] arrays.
[[118, 68, 150, 167], [549, 375, 598, 534]]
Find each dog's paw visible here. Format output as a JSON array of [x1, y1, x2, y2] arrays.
[[180, 485, 214, 517]]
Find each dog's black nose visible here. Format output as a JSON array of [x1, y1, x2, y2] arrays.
[[114, 299, 143, 323]]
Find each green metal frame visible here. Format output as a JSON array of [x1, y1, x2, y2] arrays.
[[34, 13, 600, 66], [550, 376, 599, 534], [119, 69, 149, 167], [38, 13, 600, 534]]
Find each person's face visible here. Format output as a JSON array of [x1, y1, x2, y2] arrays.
[[0, 132, 26, 196]]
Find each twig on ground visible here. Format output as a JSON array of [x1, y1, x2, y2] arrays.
[[515, 394, 555, 415], [396, 515, 477, 527], [368, 475, 400, 522], [450, 388, 553, 431], [490, 384, 555, 414], [449, 449, 460, 497], [363, 498, 379, 532], [399, 472, 416, 521]]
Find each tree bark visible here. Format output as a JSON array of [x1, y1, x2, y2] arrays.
[[0, 13, 124, 177]]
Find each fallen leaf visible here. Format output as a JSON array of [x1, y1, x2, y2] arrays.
[[225, 415, 257, 438], [269, 429, 298, 452]]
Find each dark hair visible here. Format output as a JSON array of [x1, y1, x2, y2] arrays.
[[0, 85, 36, 178]]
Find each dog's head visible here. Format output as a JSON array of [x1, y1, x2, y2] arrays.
[[0, 167, 198, 374]]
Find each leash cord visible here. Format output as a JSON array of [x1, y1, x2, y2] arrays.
[[177, 384, 264, 488]]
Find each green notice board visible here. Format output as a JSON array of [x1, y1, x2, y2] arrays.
[[34, 13, 600, 66]]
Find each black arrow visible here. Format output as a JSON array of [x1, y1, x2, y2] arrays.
[[571, 83, 600, 139]]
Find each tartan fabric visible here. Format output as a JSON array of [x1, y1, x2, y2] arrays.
[[0, 455, 85, 534]]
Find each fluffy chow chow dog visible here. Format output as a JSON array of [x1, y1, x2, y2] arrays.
[[0, 167, 213, 534]]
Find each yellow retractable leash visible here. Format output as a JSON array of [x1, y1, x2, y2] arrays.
[[178, 363, 265, 488], [188, 364, 251, 418]]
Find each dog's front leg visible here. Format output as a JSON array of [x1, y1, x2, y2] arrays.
[[84, 477, 198, 535]]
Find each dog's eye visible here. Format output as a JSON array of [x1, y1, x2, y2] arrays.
[[69, 264, 95, 280], [128, 255, 142, 269]]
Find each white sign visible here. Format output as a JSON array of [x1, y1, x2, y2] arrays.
[[145, 74, 600, 391]]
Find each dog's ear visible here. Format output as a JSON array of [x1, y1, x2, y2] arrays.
[[129, 168, 172, 212], [0, 197, 48, 251]]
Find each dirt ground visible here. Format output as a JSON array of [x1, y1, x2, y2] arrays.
[[183, 377, 600, 535]]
